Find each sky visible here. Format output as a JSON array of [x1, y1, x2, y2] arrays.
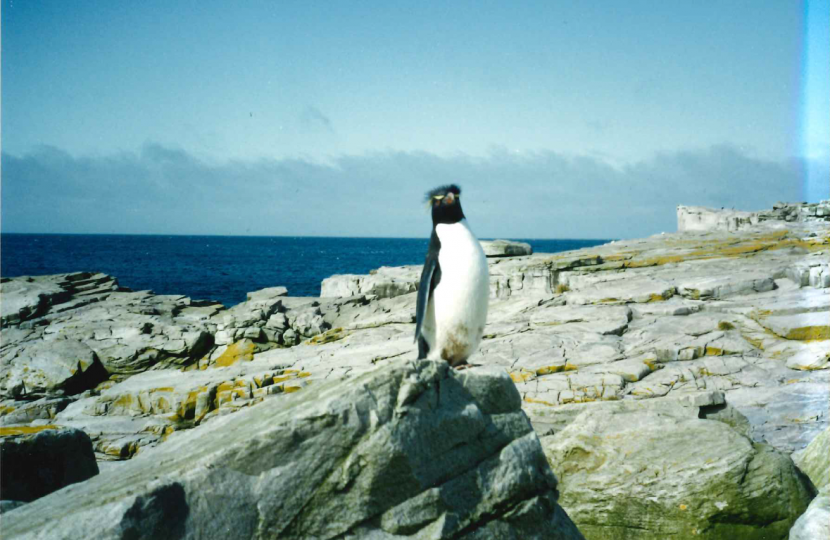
[[2, 0, 828, 238]]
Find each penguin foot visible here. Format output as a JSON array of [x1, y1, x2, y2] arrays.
[[454, 363, 480, 371]]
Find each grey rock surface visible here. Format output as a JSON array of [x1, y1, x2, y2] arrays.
[[792, 426, 829, 492], [481, 239, 533, 257], [678, 201, 830, 232], [0, 426, 99, 502], [788, 490, 830, 540], [3, 361, 583, 540], [541, 404, 813, 539]]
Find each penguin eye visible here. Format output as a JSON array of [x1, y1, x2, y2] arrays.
[[444, 192, 455, 204]]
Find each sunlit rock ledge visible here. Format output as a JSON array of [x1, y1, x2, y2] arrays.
[[1, 202, 829, 538]]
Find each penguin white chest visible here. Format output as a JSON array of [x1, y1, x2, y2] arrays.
[[425, 220, 490, 365]]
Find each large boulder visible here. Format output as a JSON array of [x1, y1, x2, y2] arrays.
[[0, 426, 99, 502], [792, 426, 829, 491], [542, 403, 813, 540], [4, 361, 584, 539], [321, 266, 420, 299], [788, 490, 830, 540]]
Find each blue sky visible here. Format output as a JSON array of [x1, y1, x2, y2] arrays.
[[2, 1, 828, 237]]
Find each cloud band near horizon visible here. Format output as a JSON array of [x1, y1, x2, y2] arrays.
[[2, 144, 825, 240]]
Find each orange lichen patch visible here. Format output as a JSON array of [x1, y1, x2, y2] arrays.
[[642, 358, 661, 371], [283, 385, 303, 394], [684, 289, 702, 300], [599, 253, 633, 262], [534, 364, 578, 376], [271, 375, 293, 384], [95, 379, 118, 392], [0, 405, 17, 415], [647, 292, 672, 302], [160, 425, 175, 442], [231, 387, 250, 400], [215, 381, 235, 393], [535, 365, 567, 376], [112, 394, 134, 409], [524, 396, 556, 406], [784, 326, 830, 341], [298, 371, 312, 378], [509, 369, 536, 383], [177, 387, 207, 420], [745, 335, 767, 350], [621, 231, 810, 268], [705, 347, 723, 357], [214, 340, 256, 367], [306, 328, 348, 345], [154, 396, 171, 411], [0, 425, 59, 436], [750, 309, 773, 320], [624, 254, 690, 269]]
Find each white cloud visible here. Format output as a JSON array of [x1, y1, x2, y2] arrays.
[[2, 144, 818, 238]]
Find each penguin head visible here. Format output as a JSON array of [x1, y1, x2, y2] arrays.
[[426, 184, 465, 225]]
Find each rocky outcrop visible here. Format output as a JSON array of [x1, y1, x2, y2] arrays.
[[1, 203, 828, 537], [541, 402, 813, 539], [321, 266, 420, 299], [0, 426, 98, 503], [3, 361, 584, 539], [678, 201, 830, 232], [481, 239, 533, 257]]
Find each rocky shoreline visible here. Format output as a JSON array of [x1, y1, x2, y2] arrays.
[[1, 202, 828, 538]]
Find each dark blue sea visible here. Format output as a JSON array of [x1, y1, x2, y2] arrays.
[[1, 234, 609, 307]]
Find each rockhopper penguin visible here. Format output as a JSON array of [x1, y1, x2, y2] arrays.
[[414, 185, 490, 367]]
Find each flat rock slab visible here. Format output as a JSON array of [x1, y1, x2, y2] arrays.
[[4, 361, 584, 540], [481, 240, 533, 257], [761, 311, 830, 340], [0, 339, 108, 399]]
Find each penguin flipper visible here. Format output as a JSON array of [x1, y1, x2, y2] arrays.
[[417, 335, 430, 359], [415, 231, 441, 343]]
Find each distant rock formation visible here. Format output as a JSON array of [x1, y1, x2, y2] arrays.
[[678, 200, 830, 232], [480, 239, 533, 257]]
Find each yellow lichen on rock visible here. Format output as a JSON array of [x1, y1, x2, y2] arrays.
[[524, 396, 555, 406], [509, 369, 536, 383], [306, 327, 349, 345], [785, 326, 830, 341], [0, 425, 59, 436], [214, 340, 256, 367]]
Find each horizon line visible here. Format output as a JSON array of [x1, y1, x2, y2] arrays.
[[0, 231, 617, 242]]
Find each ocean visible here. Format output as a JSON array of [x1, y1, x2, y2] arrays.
[[1, 234, 610, 307]]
